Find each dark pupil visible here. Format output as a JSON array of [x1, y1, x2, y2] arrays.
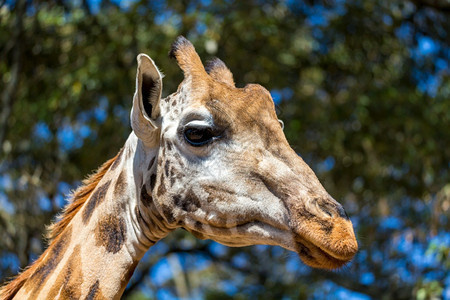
[[184, 128, 213, 146]]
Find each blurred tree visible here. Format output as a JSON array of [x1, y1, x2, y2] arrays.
[[0, 0, 449, 299]]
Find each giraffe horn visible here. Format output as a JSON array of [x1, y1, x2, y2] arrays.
[[205, 57, 235, 87], [169, 36, 208, 80]]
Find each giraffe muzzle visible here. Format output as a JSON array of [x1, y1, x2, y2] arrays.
[[291, 211, 358, 269]]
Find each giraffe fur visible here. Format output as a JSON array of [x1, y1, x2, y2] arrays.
[[1, 36, 357, 299]]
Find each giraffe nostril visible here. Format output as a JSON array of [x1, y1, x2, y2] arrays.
[[317, 199, 349, 220], [337, 205, 349, 220]]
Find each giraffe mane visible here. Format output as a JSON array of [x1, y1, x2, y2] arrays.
[[0, 152, 119, 299], [46, 152, 119, 241]]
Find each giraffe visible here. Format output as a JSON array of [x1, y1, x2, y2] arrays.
[[0, 36, 358, 299]]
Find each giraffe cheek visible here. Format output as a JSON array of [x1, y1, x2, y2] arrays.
[[172, 189, 201, 213]]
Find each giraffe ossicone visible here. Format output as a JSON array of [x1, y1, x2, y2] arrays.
[[1, 36, 357, 299]]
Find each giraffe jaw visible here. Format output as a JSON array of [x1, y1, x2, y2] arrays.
[[181, 204, 357, 270], [184, 218, 295, 249], [184, 217, 354, 270], [186, 222, 354, 270]]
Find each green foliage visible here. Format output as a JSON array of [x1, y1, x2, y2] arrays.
[[1, 0, 449, 299], [416, 280, 443, 300]]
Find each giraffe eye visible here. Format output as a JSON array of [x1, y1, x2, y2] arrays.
[[184, 127, 215, 147]]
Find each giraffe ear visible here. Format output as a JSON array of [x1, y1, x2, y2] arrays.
[[131, 54, 162, 145]]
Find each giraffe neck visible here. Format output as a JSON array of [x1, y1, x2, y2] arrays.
[[10, 133, 172, 299]]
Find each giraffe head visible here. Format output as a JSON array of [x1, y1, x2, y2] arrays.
[[131, 36, 357, 269]]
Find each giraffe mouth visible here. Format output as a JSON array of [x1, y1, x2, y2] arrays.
[[290, 216, 358, 269], [293, 235, 355, 269], [185, 218, 294, 248]]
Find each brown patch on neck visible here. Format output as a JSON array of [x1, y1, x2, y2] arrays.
[[86, 279, 104, 300], [95, 214, 127, 254], [0, 153, 120, 300], [82, 179, 112, 224], [114, 170, 127, 196], [47, 244, 83, 299]]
